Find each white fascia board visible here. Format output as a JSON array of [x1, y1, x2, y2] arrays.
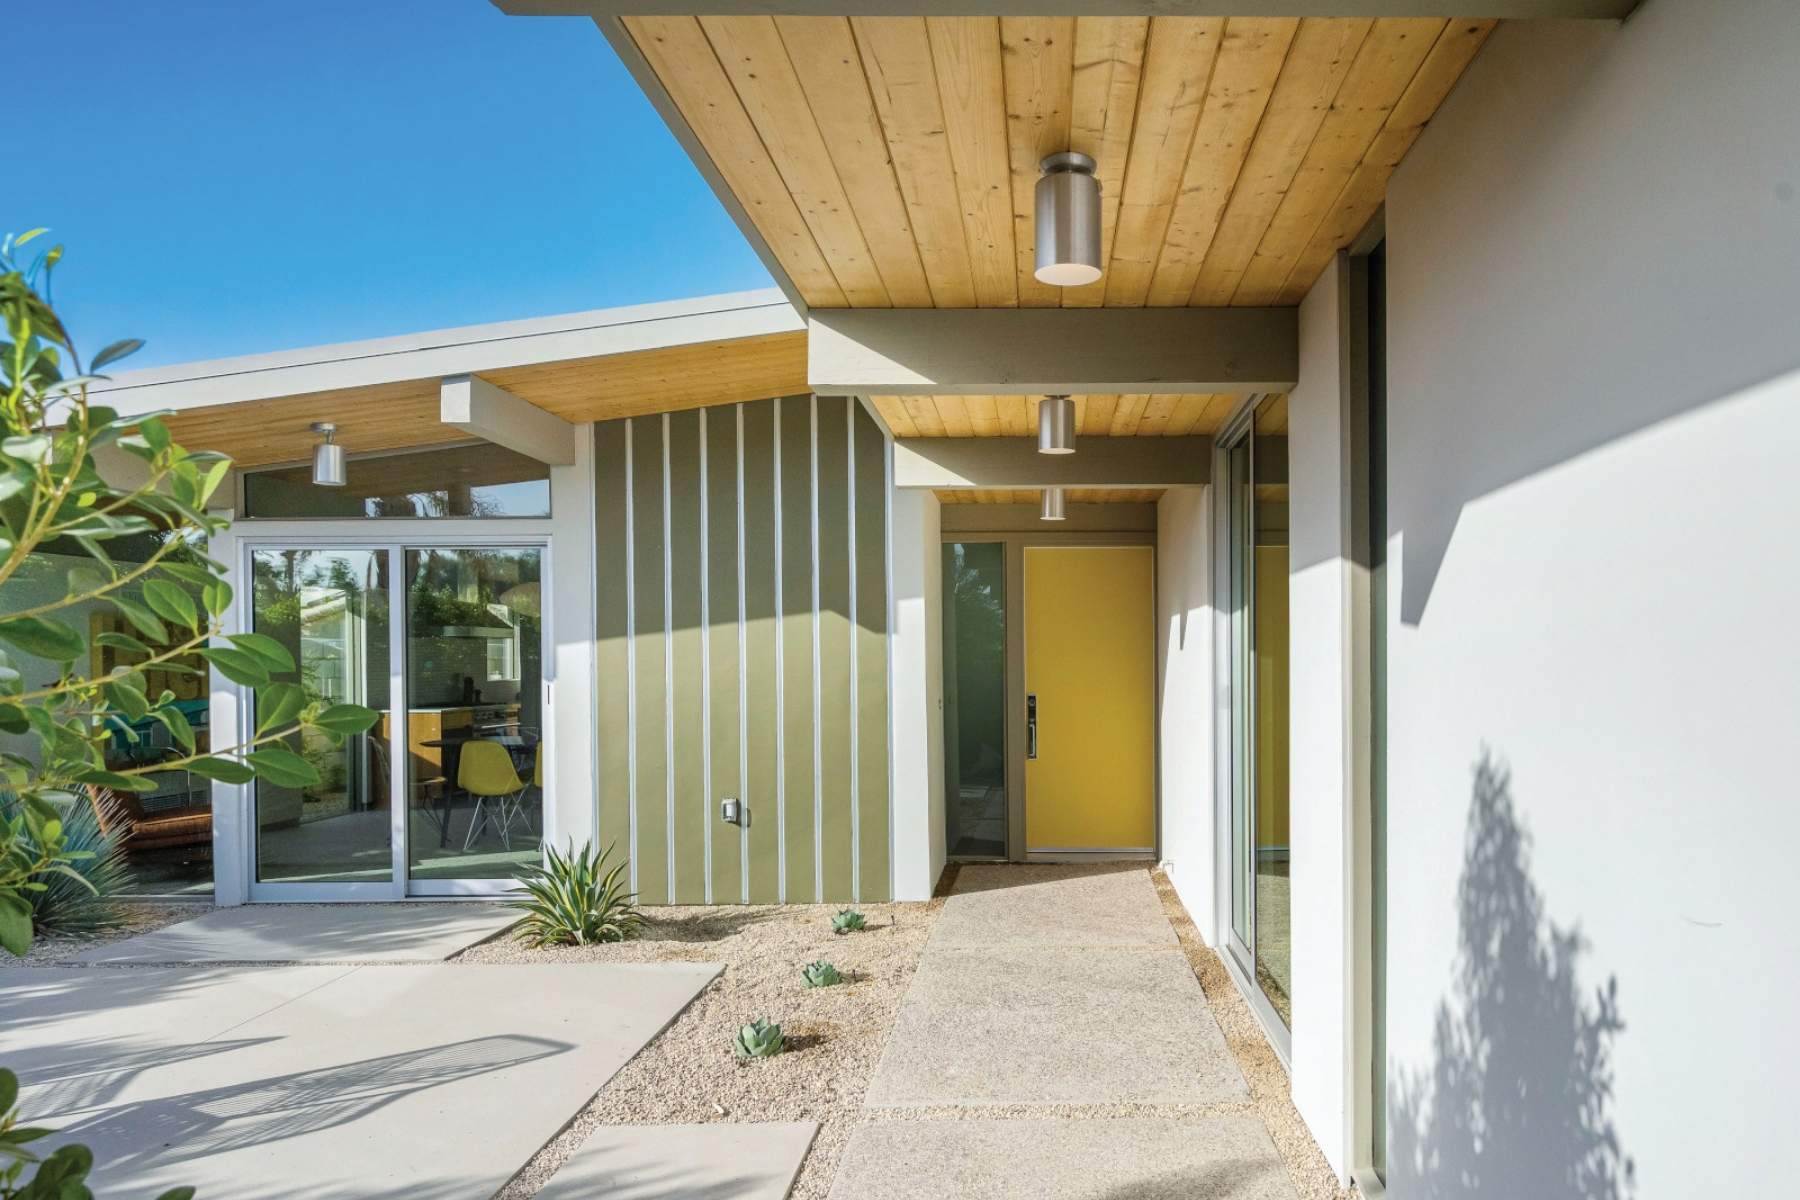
[[92, 288, 802, 417]]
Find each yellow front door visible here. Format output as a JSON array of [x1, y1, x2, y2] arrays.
[[1023, 545, 1156, 854]]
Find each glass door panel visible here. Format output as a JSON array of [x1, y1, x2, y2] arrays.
[[404, 546, 544, 882], [250, 548, 393, 884], [942, 541, 1008, 858], [1223, 402, 1294, 1031], [1226, 438, 1255, 952], [1253, 423, 1293, 1028]]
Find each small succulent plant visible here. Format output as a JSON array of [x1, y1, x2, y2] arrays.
[[733, 1018, 785, 1060], [831, 909, 867, 935], [801, 960, 843, 988]]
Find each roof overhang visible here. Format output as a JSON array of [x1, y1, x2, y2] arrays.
[[500, 1, 1635, 16], [93, 290, 807, 468]]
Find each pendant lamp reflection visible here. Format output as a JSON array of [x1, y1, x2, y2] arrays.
[[1040, 486, 1067, 522]]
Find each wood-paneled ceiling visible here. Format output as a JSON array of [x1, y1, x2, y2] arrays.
[[623, 14, 1492, 309], [164, 331, 808, 468], [873, 391, 1288, 438], [936, 488, 1164, 504]]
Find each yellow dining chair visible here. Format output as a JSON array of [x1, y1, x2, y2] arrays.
[[458, 740, 526, 852]]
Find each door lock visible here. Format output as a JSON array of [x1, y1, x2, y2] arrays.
[[1027, 694, 1039, 760]]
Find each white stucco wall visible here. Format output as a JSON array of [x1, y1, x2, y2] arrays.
[[889, 487, 944, 901], [1381, 3, 1800, 1196], [1155, 486, 1215, 939], [1285, 257, 1358, 1180]]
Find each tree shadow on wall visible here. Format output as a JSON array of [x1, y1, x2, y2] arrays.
[[1390, 751, 1635, 1200]]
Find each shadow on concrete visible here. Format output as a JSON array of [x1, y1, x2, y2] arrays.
[[61, 1034, 567, 1171], [1389, 751, 1634, 1199]]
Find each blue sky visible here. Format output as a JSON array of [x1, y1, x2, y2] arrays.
[[13, 1, 772, 369]]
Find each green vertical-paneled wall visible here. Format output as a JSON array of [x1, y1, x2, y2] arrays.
[[592, 395, 891, 904]]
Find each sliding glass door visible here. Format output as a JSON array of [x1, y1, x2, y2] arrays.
[[245, 540, 546, 898], [250, 548, 394, 888], [1221, 398, 1294, 1035]]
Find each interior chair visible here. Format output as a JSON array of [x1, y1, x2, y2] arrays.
[[458, 740, 528, 852]]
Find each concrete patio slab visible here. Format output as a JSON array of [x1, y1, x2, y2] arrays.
[[72, 902, 521, 963], [931, 865, 1177, 948], [827, 1117, 1298, 1200], [538, 1122, 818, 1199], [864, 946, 1247, 1107], [1, 962, 720, 1199]]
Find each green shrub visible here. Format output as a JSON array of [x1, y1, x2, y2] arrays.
[[507, 841, 644, 947], [801, 960, 842, 988], [830, 909, 866, 935], [732, 1018, 784, 1060], [12, 791, 130, 940], [1, 1067, 193, 1198]]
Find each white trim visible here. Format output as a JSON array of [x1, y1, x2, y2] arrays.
[[94, 289, 800, 416], [736, 404, 751, 903], [846, 396, 861, 904], [624, 420, 640, 894], [699, 407, 714, 904], [883, 415, 897, 902], [810, 395, 824, 903], [772, 396, 787, 903], [662, 413, 677, 904]]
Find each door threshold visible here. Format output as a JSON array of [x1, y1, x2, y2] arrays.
[[1025, 849, 1156, 863]]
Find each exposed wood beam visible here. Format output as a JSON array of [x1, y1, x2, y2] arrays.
[[811, 308, 1297, 396], [441, 375, 578, 465], [895, 435, 1210, 489], [499, 1, 1634, 20]]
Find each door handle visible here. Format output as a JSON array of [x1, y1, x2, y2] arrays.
[[1027, 693, 1038, 760]]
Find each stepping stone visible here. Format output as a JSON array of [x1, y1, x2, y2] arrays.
[[932, 865, 1177, 948], [828, 1117, 1299, 1200], [538, 1122, 818, 1199], [1, 963, 720, 1199], [73, 903, 521, 963], [864, 946, 1247, 1107]]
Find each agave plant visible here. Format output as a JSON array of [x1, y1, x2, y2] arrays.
[[733, 1017, 784, 1060], [18, 790, 132, 939], [507, 840, 644, 947], [801, 959, 842, 988], [830, 908, 866, 935]]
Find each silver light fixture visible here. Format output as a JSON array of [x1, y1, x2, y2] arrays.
[[1040, 486, 1067, 522], [1037, 394, 1076, 455], [1034, 151, 1102, 287], [311, 421, 346, 487]]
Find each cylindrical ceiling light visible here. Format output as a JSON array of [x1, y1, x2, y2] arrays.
[[1040, 486, 1067, 522], [311, 421, 346, 487], [1038, 394, 1076, 455], [1034, 151, 1102, 287]]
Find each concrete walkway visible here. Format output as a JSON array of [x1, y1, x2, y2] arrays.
[[835, 865, 1296, 1200], [75, 902, 520, 963], [7, 905, 727, 1199]]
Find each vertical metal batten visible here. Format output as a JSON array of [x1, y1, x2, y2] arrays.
[[772, 397, 786, 903], [810, 396, 825, 903], [736, 404, 750, 904], [623, 420, 639, 893], [698, 407, 713, 905], [846, 397, 861, 904], [662, 413, 677, 904]]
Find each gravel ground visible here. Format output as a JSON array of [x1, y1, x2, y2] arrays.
[[1152, 868, 1356, 1200], [475, 867, 1354, 1200], [465, 898, 943, 1199], [16, 901, 206, 966]]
